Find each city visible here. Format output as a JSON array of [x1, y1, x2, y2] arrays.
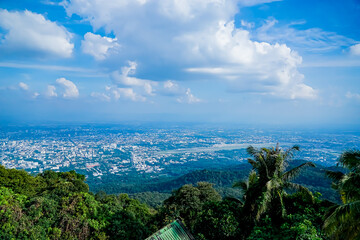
[[1, 124, 359, 183]]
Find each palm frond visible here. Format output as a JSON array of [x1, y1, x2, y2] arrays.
[[291, 145, 300, 151], [257, 154, 270, 180], [233, 170, 259, 202], [248, 170, 258, 185], [341, 174, 360, 202], [282, 162, 315, 181], [261, 148, 271, 154], [339, 149, 360, 170], [325, 170, 344, 182], [256, 181, 273, 220], [277, 190, 286, 218], [233, 181, 248, 191], [223, 196, 244, 205], [246, 146, 258, 156], [283, 145, 300, 161], [284, 182, 314, 203], [324, 200, 360, 239], [247, 159, 257, 168]]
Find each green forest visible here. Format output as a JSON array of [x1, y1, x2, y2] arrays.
[[0, 145, 359, 240]]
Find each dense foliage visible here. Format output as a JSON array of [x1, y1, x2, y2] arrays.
[[0, 166, 155, 240], [90, 160, 341, 204], [0, 146, 358, 239], [324, 149, 360, 239]]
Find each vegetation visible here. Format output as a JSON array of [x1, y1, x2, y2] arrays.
[[0, 146, 358, 239], [324, 149, 360, 239], [237, 145, 315, 229], [89, 160, 341, 204]]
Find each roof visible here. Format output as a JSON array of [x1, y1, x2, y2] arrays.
[[145, 220, 195, 240]]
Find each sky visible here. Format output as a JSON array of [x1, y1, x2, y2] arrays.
[[0, 0, 359, 126]]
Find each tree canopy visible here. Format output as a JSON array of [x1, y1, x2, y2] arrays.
[[0, 146, 358, 240]]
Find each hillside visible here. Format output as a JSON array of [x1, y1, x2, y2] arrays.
[[1, 147, 357, 240], [90, 160, 343, 206]]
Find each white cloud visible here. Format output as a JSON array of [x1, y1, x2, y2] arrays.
[[238, 0, 282, 6], [161, 80, 202, 103], [162, 80, 183, 96], [350, 44, 360, 56], [164, 80, 178, 90], [64, 0, 315, 100], [240, 20, 254, 29], [32, 92, 40, 98], [0, 62, 101, 73], [46, 85, 57, 97], [90, 92, 111, 101], [81, 32, 119, 60], [41, 0, 63, 6], [184, 21, 316, 99], [64, 0, 240, 30], [255, 18, 355, 53], [18, 82, 29, 91], [14, 81, 41, 98], [92, 78, 200, 103], [177, 88, 202, 104], [111, 61, 156, 95], [56, 78, 79, 98], [346, 91, 360, 101], [0, 9, 73, 58], [108, 86, 146, 102]]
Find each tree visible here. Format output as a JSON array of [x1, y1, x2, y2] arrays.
[[193, 198, 241, 240], [0, 165, 41, 197], [106, 210, 150, 240], [236, 144, 315, 229], [162, 182, 221, 232], [324, 149, 360, 239]]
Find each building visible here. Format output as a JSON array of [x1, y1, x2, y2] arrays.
[[146, 220, 195, 240]]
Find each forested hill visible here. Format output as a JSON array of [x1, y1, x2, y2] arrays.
[[89, 160, 343, 203], [1, 147, 359, 240]]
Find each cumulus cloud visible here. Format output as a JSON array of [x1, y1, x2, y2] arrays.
[[81, 32, 119, 60], [56, 78, 79, 98], [177, 88, 202, 104], [162, 80, 184, 96], [18, 82, 29, 91], [111, 61, 156, 95], [106, 86, 146, 102], [350, 44, 360, 56], [0, 9, 73, 58], [161, 80, 202, 103], [46, 85, 57, 97], [184, 21, 317, 99], [91, 62, 201, 102], [64, 0, 239, 30], [64, 0, 315, 100], [2, 82, 41, 99]]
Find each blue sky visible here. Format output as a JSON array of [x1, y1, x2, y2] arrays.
[[0, 0, 359, 126]]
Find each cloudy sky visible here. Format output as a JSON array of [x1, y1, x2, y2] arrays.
[[0, 0, 359, 126]]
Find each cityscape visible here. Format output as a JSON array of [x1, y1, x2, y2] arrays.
[[1, 124, 359, 182], [0, 0, 359, 238]]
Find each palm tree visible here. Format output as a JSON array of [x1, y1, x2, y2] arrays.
[[324, 149, 360, 240], [235, 144, 315, 225]]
